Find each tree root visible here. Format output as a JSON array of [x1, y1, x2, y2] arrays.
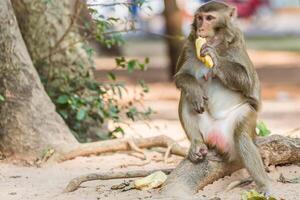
[[64, 168, 174, 192], [63, 135, 300, 197], [160, 135, 300, 197], [59, 135, 188, 161]]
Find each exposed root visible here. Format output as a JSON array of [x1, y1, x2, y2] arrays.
[[64, 135, 300, 197], [127, 139, 147, 160], [64, 168, 174, 193], [127, 152, 147, 160], [164, 143, 175, 163], [118, 157, 152, 168], [60, 135, 188, 161]]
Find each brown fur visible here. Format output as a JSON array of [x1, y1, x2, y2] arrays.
[[175, 1, 269, 193]]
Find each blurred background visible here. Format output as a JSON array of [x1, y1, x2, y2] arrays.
[[90, 0, 300, 143]]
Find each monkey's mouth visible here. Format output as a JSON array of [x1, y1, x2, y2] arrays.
[[197, 31, 210, 39]]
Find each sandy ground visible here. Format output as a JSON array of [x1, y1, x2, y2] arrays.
[[1, 97, 299, 200], [1, 45, 300, 199], [1, 154, 299, 200]]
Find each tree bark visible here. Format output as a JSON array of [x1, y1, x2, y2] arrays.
[[11, 0, 108, 140], [161, 135, 300, 198], [11, 0, 93, 78], [163, 0, 184, 78], [0, 0, 78, 159]]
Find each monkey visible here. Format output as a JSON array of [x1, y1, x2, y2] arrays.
[[174, 1, 270, 194]]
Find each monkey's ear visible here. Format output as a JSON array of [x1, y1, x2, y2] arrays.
[[224, 29, 235, 44], [229, 7, 237, 19]]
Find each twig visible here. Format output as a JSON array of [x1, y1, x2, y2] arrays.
[[87, 2, 140, 7], [119, 157, 152, 168], [47, 0, 82, 59], [64, 168, 174, 193]]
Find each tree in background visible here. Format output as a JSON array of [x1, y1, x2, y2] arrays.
[[163, 0, 184, 78]]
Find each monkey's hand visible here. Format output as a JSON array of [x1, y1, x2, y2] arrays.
[[200, 44, 220, 71], [188, 139, 208, 163], [184, 87, 208, 114]]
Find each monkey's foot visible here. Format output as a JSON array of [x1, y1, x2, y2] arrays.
[[188, 143, 208, 163]]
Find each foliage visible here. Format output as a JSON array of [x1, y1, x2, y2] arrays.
[[38, 0, 152, 142], [256, 121, 271, 137], [0, 94, 5, 102], [242, 190, 276, 200]]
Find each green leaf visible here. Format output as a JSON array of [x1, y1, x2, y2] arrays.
[[138, 63, 145, 71], [138, 80, 149, 93], [256, 121, 271, 137], [76, 109, 86, 121], [127, 60, 136, 73], [115, 57, 126, 68], [0, 94, 5, 102], [145, 57, 150, 64], [56, 95, 69, 104], [107, 72, 116, 81], [126, 107, 137, 121], [58, 110, 68, 119], [241, 190, 277, 200], [112, 127, 124, 134]]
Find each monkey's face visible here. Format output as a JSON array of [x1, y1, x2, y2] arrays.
[[194, 12, 219, 39], [193, 4, 236, 41]]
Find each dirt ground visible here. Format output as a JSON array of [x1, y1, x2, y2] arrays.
[[1, 150, 299, 200], [1, 95, 299, 200], [1, 45, 300, 200]]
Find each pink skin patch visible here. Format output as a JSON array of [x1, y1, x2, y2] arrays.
[[206, 130, 229, 152]]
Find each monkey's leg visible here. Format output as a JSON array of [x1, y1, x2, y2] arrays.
[[179, 97, 207, 163], [235, 132, 270, 194]]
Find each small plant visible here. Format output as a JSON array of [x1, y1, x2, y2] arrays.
[[242, 190, 277, 200], [256, 121, 271, 137], [0, 94, 5, 102], [38, 0, 152, 142]]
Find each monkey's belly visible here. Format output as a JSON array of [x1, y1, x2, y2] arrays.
[[197, 103, 250, 160]]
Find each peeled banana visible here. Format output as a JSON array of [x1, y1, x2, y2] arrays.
[[195, 37, 214, 68]]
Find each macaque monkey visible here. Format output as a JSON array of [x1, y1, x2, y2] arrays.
[[175, 1, 270, 194]]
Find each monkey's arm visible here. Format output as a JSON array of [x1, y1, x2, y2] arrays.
[[175, 73, 200, 91], [175, 42, 207, 113], [214, 59, 252, 95], [201, 45, 260, 109]]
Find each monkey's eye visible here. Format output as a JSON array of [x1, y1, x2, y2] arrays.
[[206, 15, 215, 21], [197, 15, 203, 21]]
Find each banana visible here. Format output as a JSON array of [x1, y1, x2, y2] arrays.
[[195, 37, 214, 68]]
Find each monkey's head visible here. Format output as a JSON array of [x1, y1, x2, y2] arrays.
[[192, 1, 236, 40]]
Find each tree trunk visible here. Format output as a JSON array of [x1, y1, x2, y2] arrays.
[[11, 0, 108, 141], [163, 0, 184, 78], [11, 0, 93, 78], [0, 0, 78, 159]]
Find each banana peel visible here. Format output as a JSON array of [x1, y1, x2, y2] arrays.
[[134, 171, 167, 190], [195, 37, 214, 68]]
